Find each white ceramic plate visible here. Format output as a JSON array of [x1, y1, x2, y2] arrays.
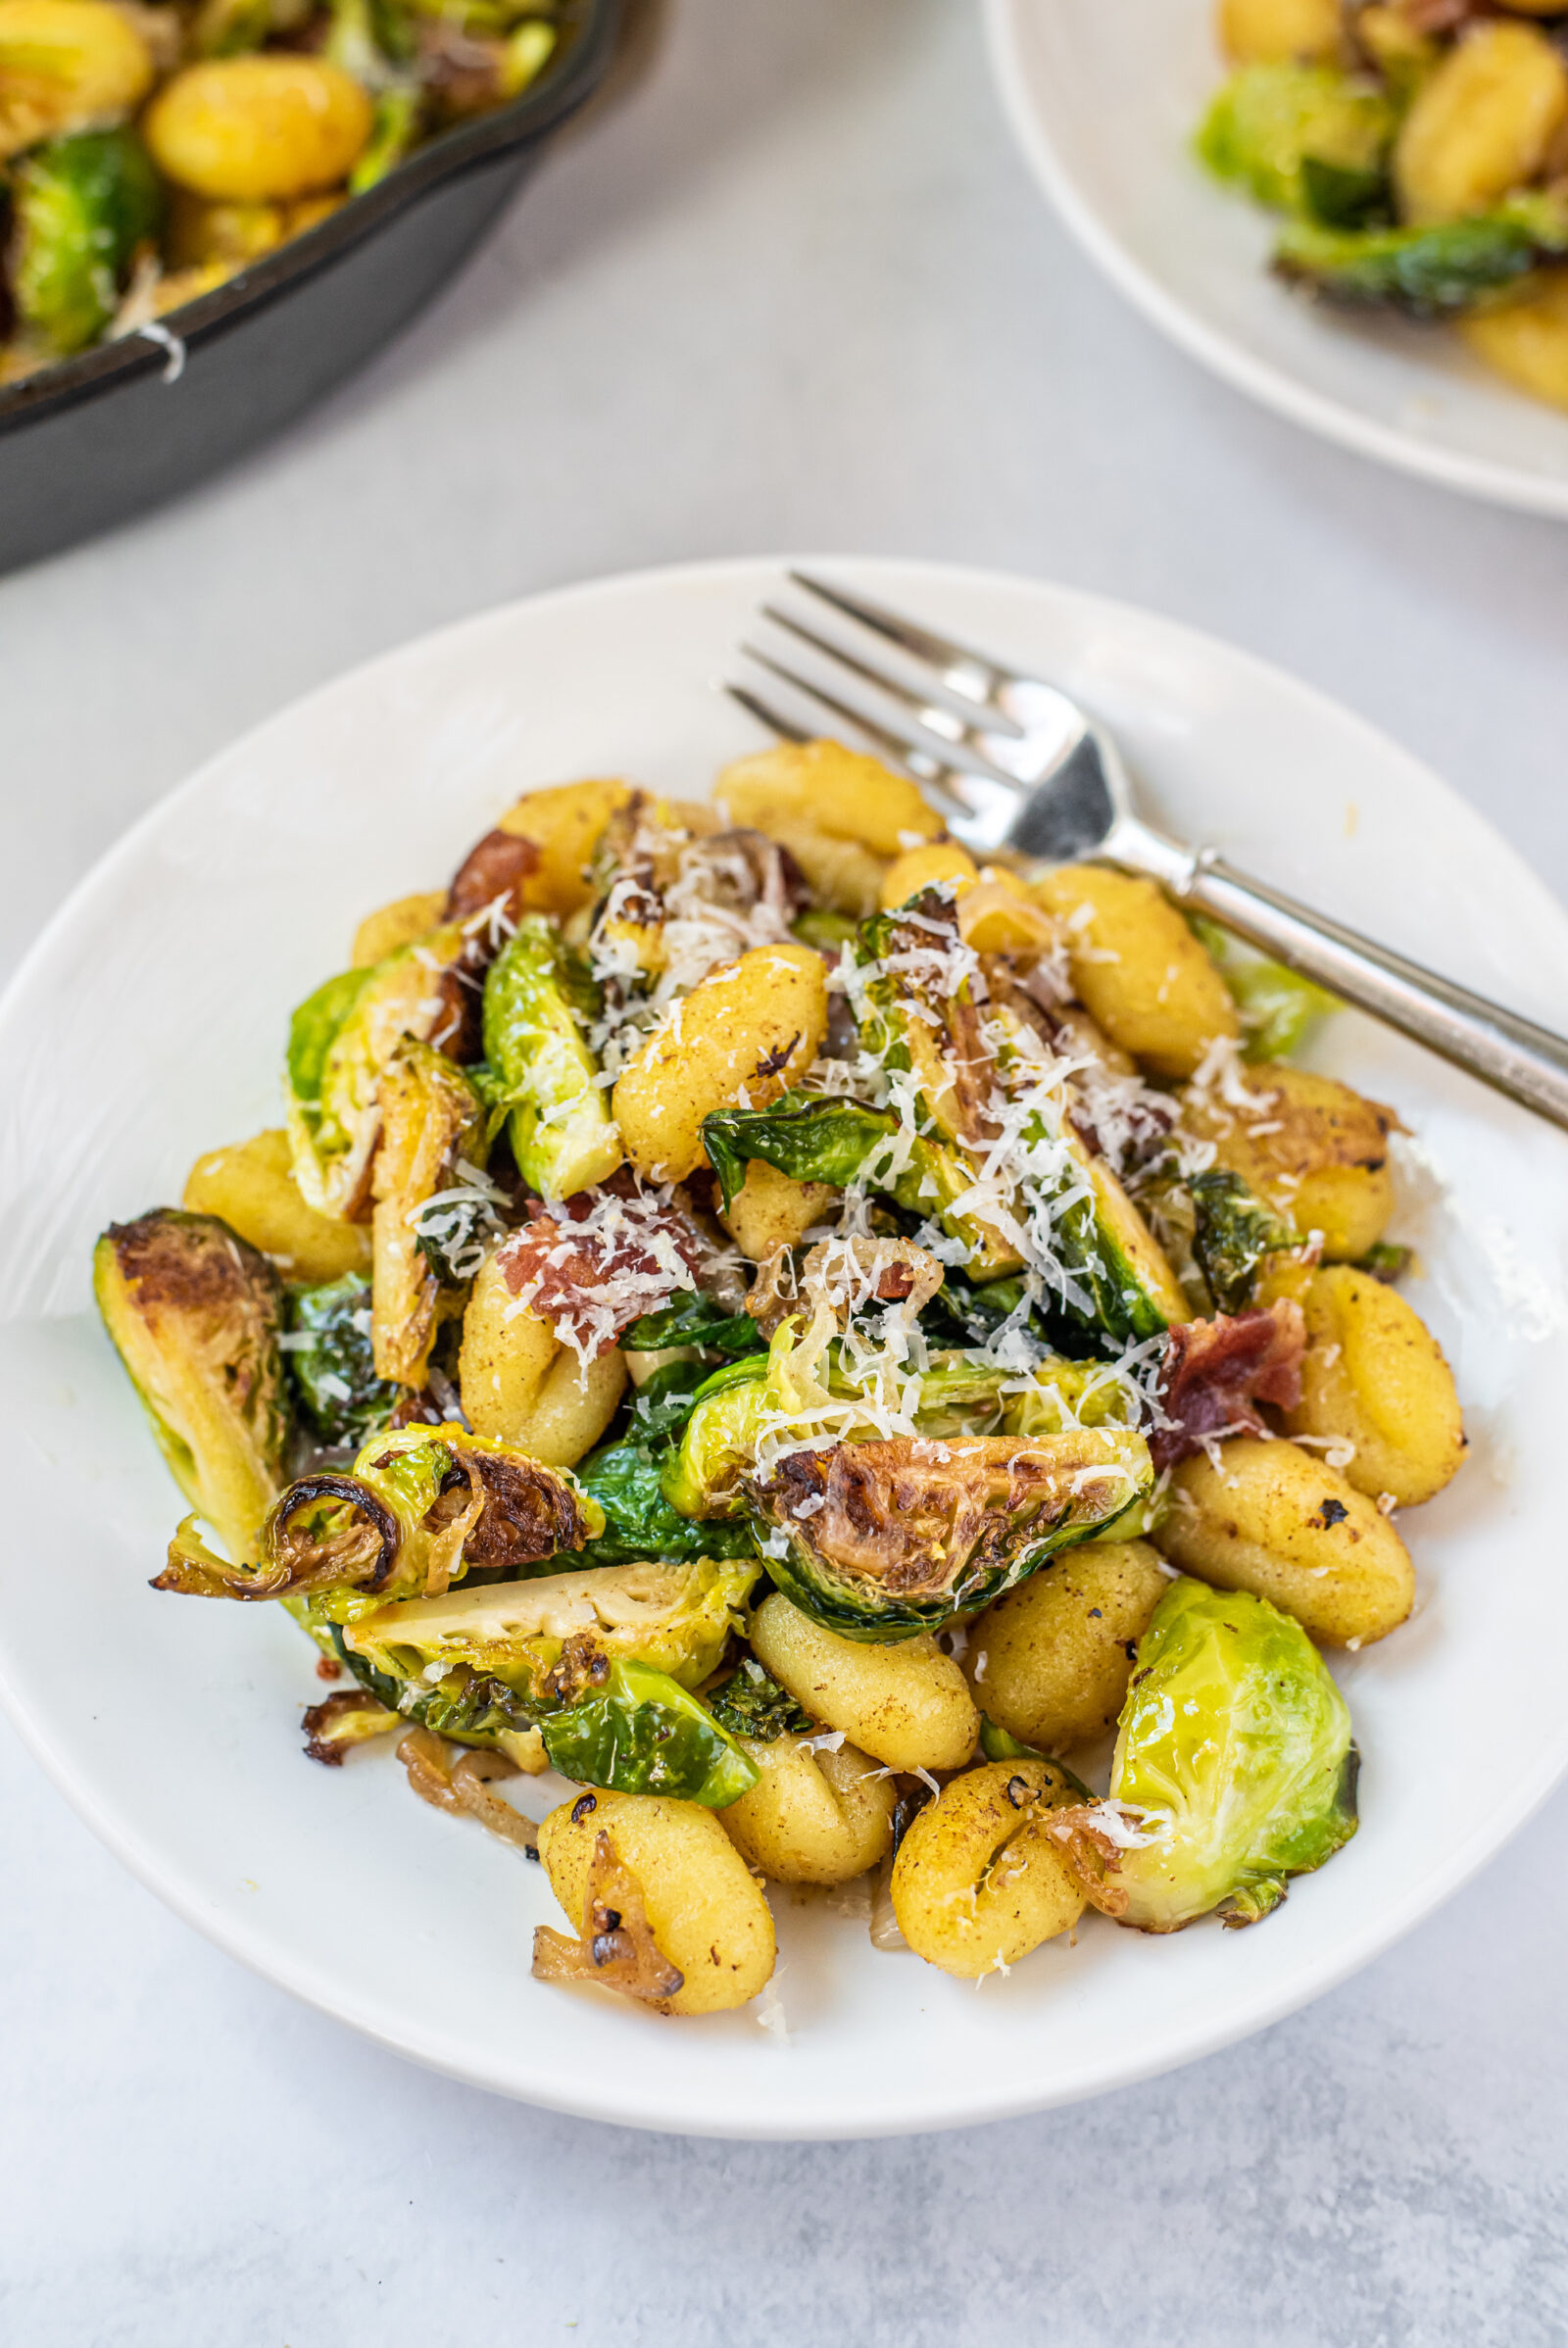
[[4, 555, 1567, 2141], [986, 0, 1568, 517]]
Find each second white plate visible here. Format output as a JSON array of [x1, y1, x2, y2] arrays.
[[3, 555, 1567, 2136], [986, 0, 1568, 516]]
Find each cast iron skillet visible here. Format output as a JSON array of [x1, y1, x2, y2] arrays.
[[0, 0, 621, 574]]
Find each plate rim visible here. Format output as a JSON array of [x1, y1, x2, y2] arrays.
[[6, 548, 1568, 2139], [983, 0, 1568, 522]]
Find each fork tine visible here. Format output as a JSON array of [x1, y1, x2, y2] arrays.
[[736, 646, 977, 815], [723, 681, 811, 744], [759, 603, 1026, 743], [740, 640, 1027, 800], [788, 571, 1022, 698]]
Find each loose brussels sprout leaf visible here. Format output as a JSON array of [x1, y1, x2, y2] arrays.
[[285, 926, 471, 1219], [301, 1687, 401, 1764], [792, 908, 858, 953], [94, 1209, 288, 1567], [619, 1290, 766, 1359], [13, 128, 163, 355], [1274, 195, 1568, 318], [707, 1655, 815, 1742], [573, 1432, 756, 1569], [345, 1556, 760, 1719], [285, 1273, 399, 1447], [1053, 1579, 1357, 1933], [1190, 1170, 1297, 1317], [1353, 1242, 1410, 1284], [976, 1717, 1094, 1795], [702, 1094, 1019, 1279], [371, 1040, 489, 1387], [751, 1425, 1153, 1641], [540, 1660, 760, 1807], [1298, 156, 1388, 231], [481, 916, 620, 1201], [349, 79, 422, 192], [1196, 64, 1392, 219], [661, 1355, 771, 1520], [1189, 914, 1339, 1061]]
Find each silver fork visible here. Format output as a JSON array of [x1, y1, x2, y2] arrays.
[[727, 571, 1568, 1135]]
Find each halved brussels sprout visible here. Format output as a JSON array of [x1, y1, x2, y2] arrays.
[[1190, 1169, 1297, 1316], [1051, 1578, 1357, 1932], [284, 1270, 398, 1448], [750, 1425, 1153, 1642], [284, 923, 470, 1219], [1197, 63, 1393, 219], [158, 1423, 603, 1604], [855, 888, 995, 1156], [539, 1660, 760, 1807], [344, 1555, 760, 1726], [660, 1355, 770, 1520], [1274, 193, 1568, 316], [702, 1093, 1020, 1279], [94, 1208, 287, 1565], [481, 915, 620, 1201], [1188, 915, 1339, 1062], [370, 1039, 489, 1385], [12, 125, 163, 355]]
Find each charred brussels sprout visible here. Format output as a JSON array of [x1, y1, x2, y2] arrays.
[[1197, 64, 1393, 220], [160, 1422, 604, 1604], [703, 1093, 1017, 1279], [284, 924, 469, 1220], [540, 1661, 760, 1807], [707, 1655, 814, 1742], [370, 1039, 489, 1386], [94, 1208, 287, 1565], [344, 1555, 760, 1731], [12, 127, 163, 355], [481, 916, 620, 1201], [1054, 1578, 1357, 1932], [750, 1426, 1154, 1642], [1190, 1170, 1297, 1316], [284, 1272, 398, 1447], [1274, 195, 1568, 317]]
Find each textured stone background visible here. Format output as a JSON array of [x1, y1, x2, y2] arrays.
[[4, 5, 1567, 2340]]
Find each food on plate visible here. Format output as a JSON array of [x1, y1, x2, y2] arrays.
[[96, 735, 1464, 2016], [1198, 1, 1568, 412], [0, 0, 566, 385]]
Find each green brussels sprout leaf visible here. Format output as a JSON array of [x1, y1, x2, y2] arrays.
[[708, 1655, 815, 1742], [285, 1272, 400, 1447], [540, 1660, 760, 1807]]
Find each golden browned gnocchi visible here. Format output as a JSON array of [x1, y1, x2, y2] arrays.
[[1029, 864, 1240, 1078], [104, 731, 1467, 2027], [538, 1790, 775, 2016], [182, 1129, 371, 1283], [749, 1595, 979, 1774], [890, 1761, 1086, 1978], [968, 1541, 1170, 1753], [1182, 1059, 1396, 1260], [1218, 0, 1345, 65], [1284, 1266, 1465, 1507], [144, 57, 373, 203], [1158, 1437, 1415, 1646], [458, 1253, 626, 1468], [613, 943, 829, 1183], [1395, 21, 1568, 225], [720, 1733, 896, 1883]]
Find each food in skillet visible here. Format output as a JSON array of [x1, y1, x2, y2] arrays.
[[1200, 0, 1568, 412], [96, 742, 1464, 2015], [0, 0, 565, 383]]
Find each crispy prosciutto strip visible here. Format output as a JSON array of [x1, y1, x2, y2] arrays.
[[1151, 1301, 1305, 1473], [494, 1179, 705, 1362]]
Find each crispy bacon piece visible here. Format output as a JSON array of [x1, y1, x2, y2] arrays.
[[1151, 1302, 1305, 1473], [427, 830, 543, 1061], [445, 829, 540, 924], [531, 1829, 685, 2005], [495, 1180, 705, 1359]]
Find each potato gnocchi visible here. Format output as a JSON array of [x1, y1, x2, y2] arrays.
[[1198, 0, 1568, 415], [98, 733, 1464, 2022]]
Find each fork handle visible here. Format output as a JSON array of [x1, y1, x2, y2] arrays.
[[1164, 850, 1568, 1129]]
